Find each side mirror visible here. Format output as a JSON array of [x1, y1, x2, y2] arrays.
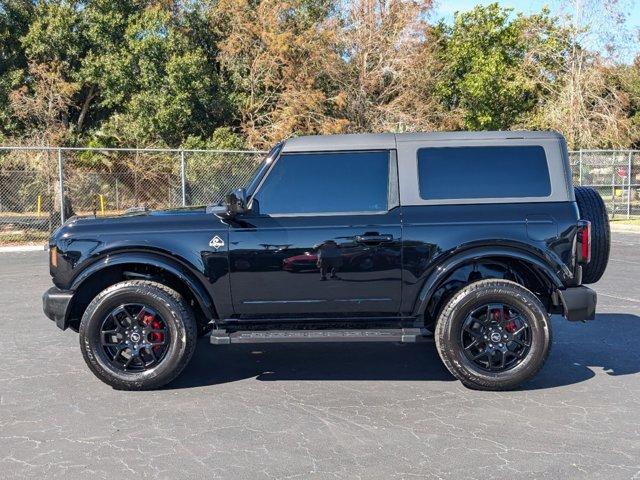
[[224, 188, 248, 216], [207, 188, 250, 218]]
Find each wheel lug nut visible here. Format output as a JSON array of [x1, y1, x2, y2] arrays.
[[499, 343, 503, 347]]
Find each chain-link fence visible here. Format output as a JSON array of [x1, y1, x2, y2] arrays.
[[0, 147, 266, 244], [0, 146, 638, 245], [568, 150, 639, 219]]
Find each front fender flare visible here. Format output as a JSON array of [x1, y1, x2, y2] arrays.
[[413, 247, 566, 317], [70, 251, 216, 320]]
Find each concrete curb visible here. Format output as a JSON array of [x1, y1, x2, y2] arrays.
[[0, 245, 47, 253]]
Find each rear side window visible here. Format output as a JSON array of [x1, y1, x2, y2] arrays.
[[253, 150, 389, 215], [417, 146, 551, 200]]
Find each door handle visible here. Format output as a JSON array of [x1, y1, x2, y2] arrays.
[[356, 234, 394, 244]]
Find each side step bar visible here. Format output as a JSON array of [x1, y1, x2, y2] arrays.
[[210, 328, 432, 345]]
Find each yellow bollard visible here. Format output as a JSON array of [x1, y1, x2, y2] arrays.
[[36, 195, 42, 217], [99, 194, 105, 215]]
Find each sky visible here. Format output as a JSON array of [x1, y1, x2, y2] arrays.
[[434, 0, 640, 62]]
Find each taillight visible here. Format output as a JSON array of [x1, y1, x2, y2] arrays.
[[577, 220, 591, 264]]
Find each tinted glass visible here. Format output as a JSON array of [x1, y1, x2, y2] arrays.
[[417, 146, 551, 200], [253, 151, 389, 214]]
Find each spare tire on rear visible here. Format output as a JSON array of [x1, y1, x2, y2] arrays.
[[574, 186, 610, 284]]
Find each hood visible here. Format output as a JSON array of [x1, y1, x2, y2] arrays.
[[50, 205, 226, 244]]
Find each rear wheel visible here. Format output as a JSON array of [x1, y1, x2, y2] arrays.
[[79, 280, 197, 390], [434, 279, 551, 391], [574, 186, 610, 284]]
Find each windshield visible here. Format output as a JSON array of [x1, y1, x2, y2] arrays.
[[245, 142, 283, 198]]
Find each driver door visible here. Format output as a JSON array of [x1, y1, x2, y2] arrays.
[[228, 149, 402, 319]]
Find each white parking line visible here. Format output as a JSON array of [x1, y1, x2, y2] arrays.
[[598, 292, 640, 304], [608, 258, 640, 266]]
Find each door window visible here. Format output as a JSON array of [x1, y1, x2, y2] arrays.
[[252, 151, 390, 215]]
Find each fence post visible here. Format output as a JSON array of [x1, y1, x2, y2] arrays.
[[611, 162, 616, 219], [57, 148, 65, 224], [180, 150, 186, 207], [578, 149, 582, 185], [628, 151, 633, 219]]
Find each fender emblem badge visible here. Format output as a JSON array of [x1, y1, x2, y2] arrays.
[[209, 235, 225, 250]]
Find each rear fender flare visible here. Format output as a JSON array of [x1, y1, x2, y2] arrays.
[[413, 247, 565, 318]]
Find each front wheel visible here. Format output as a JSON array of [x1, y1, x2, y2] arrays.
[[79, 280, 197, 390], [434, 279, 551, 391]]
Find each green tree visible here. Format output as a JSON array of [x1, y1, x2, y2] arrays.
[[89, 3, 229, 146], [2, 0, 638, 149], [182, 127, 246, 150], [434, 3, 570, 131], [0, 0, 35, 137], [11, 0, 232, 147]]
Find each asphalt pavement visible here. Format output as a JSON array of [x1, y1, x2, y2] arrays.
[[1, 233, 639, 479]]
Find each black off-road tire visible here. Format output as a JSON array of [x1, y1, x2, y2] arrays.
[[574, 186, 610, 284], [79, 280, 197, 390], [434, 279, 552, 391]]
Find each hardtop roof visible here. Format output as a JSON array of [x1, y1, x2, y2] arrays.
[[281, 131, 564, 152]]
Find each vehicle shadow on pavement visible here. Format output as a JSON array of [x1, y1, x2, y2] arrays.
[[167, 313, 640, 390], [168, 340, 454, 388], [524, 313, 640, 390]]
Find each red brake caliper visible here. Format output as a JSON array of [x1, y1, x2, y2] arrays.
[[143, 313, 164, 352], [504, 309, 517, 333]]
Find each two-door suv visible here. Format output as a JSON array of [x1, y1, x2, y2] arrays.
[[43, 131, 610, 390]]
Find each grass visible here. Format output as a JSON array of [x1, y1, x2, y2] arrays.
[[0, 230, 49, 246]]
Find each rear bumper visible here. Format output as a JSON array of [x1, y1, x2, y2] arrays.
[[558, 286, 597, 321], [42, 287, 73, 330]]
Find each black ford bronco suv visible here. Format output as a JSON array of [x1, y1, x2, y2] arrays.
[[43, 131, 610, 391]]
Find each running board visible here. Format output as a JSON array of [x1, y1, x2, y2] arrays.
[[209, 328, 432, 345]]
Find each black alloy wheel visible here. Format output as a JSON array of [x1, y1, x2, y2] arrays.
[[460, 303, 531, 372], [100, 304, 170, 371]]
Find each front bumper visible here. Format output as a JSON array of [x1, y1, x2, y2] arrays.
[[558, 286, 597, 321], [43, 287, 73, 330]]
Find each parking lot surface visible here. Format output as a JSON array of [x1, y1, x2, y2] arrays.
[[1, 233, 639, 479]]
